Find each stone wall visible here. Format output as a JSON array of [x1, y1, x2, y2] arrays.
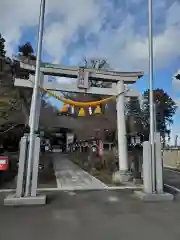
[[103, 147, 180, 170], [162, 149, 180, 168]]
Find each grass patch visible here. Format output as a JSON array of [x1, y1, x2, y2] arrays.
[[68, 151, 123, 186], [91, 169, 114, 186]]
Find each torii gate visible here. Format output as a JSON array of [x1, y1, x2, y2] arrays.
[[16, 60, 143, 172], [4, 60, 143, 205]]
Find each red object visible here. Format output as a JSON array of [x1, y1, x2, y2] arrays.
[[0, 156, 8, 171]]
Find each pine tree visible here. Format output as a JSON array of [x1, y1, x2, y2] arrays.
[[18, 42, 34, 57], [142, 88, 177, 144], [126, 97, 144, 134]]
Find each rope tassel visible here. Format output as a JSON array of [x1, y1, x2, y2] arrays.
[[78, 108, 85, 117], [61, 103, 68, 113], [71, 105, 75, 114], [94, 105, 102, 114]]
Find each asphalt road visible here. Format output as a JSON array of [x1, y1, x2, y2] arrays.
[[0, 190, 180, 240], [164, 168, 180, 190]]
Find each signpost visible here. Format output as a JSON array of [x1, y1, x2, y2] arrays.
[[77, 68, 89, 89], [0, 156, 8, 171]]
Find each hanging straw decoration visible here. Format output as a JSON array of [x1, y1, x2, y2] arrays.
[[61, 103, 68, 113], [71, 105, 75, 115], [89, 106, 92, 115], [78, 108, 85, 117], [40, 86, 113, 107], [94, 105, 102, 114]]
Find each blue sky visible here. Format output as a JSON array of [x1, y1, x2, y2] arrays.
[[1, 0, 180, 143]]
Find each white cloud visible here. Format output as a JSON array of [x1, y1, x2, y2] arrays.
[[43, 0, 103, 62], [56, 77, 74, 84], [0, 0, 40, 55], [68, 1, 180, 71], [1, 0, 180, 72], [172, 79, 180, 92]]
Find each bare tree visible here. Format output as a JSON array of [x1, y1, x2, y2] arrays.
[[83, 58, 112, 89]]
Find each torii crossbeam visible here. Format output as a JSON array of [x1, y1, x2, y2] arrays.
[[14, 61, 143, 96]]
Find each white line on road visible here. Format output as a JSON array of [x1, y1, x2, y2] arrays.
[[0, 185, 143, 193], [164, 184, 180, 193], [0, 189, 14, 193]]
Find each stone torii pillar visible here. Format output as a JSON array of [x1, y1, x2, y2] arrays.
[[29, 73, 45, 131], [113, 80, 131, 183]]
